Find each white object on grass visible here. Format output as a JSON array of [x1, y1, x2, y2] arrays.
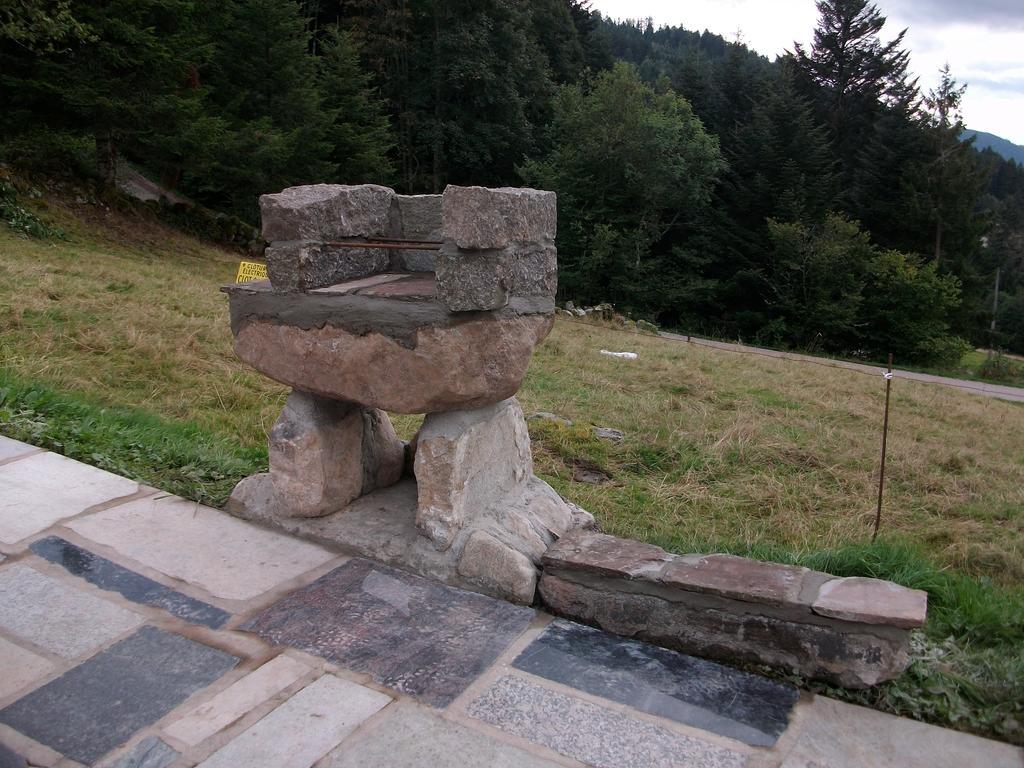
[[600, 350, 638, 360]]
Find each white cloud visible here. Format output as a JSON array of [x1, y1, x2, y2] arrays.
[[590, 0, 1024, 144]]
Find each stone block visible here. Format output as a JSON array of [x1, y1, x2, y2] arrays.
[[812, 576, 928, 629], [0, 636, 54, 700], [435, 244, 510, 312], [660, 553, 809, 607], [259, 184, 394, 242], [540, 573, 911, 689], [442, 186, 556, 250], [541, 530, 670, 580], [414, 398, 532, 550], [540, 530, 925, 688], [265, 242, 388, 291], [268, 391, 404, 518], [507, 243, 557, 298], [457, 530, 537, 604]]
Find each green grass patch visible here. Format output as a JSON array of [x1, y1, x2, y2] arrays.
[[0, 370, 265, 506]]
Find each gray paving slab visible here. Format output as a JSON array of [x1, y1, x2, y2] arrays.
[[31, 537, 230, 628], [197, 675, 391, 768], [513, 619, 797, 747], [102, 737, 179, 768], [468, 674, 747, 768], [0, 626, 238, 765], [323, 703, 562, 768], [0, 636, 54, 700], [242, 559, 534, 707], [781, 695, 1023, 768], [0, 563, 143, 658], [163, 654, 310, 747], [0, 437, 36, 463], [67, 494, 336, 601], [0, 452, 139, 544]]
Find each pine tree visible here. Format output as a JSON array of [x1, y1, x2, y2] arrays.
[[317, 26, 395, 184]]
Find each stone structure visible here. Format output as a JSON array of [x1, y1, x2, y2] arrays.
[[223, 183, 585, 604], [540, 530, 928, 688]]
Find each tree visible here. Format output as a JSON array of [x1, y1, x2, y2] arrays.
[[521, 62, 724, 310], [0, 0, 89, 52], [317, 26, 395, 184], [793, 0, 917, 199]]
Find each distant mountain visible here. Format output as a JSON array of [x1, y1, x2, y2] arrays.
[[963, 129, 1024, 164]]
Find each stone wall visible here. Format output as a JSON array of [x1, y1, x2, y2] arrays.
[[540, 530, 927, 688]]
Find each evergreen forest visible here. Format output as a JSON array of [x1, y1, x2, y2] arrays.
[[3, 0, 1023, 363]]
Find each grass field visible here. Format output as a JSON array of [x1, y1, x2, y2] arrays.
[[2, 196, 1023, 742]]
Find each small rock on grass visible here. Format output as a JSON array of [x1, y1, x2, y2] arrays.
[[593, 426, 624, 443]]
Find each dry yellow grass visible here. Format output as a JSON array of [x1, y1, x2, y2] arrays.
[[2, 198, 1023, 583]]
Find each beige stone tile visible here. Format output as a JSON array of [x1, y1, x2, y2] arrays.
[[781, 696, 1023, 768], [68, 495, 335, 601], [0, 436, 37, 462], [164, 655, 310, 746], [197, 675, 391, 768], [0, 452, 139, 544], [0, 635, 54, 699]]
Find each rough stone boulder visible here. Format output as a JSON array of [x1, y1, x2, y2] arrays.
[[226, 280, 553, 413], [442, 186, 556, 250], [266, 390, 404, 517]]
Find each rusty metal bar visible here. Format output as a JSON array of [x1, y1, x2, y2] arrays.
[[323, 238, 443, 251], [872, 352, 894, 543]]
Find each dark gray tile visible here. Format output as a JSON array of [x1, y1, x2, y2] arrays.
[[242, 558, 534, 707], [0, 743, 26, 768], [30, 537, 230, 629], [0, 626, 238, 765], [512, 619, 798, 747]]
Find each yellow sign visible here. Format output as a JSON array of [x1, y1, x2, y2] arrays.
[[235, 261, 268, 283]]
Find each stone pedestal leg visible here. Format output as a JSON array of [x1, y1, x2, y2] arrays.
[[268, 390, 404, 518]]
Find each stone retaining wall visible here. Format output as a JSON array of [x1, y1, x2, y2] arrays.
[[539, 530, 927, 688]]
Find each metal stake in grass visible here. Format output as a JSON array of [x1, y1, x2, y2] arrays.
[[872, 353, 894, 543]]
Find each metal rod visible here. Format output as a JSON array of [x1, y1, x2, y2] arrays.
[[872, 352, 894, 543], [323, 239, 442, 251]]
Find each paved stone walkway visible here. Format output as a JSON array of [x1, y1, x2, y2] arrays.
[[0, 436, 1020, 768]]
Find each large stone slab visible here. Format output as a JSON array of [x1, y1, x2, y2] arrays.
[[468, 675, 746, 768], [323, 703, 561, 768], [0, 451, 139, 544], [259, 184, 394, 242], [197, 675, 391, 768], [812, 577, 927, 629], [415, 398, 532, 549], [392, 194, 441, 272], [0, 636, 53, 700], [267, 391, 403, 518], [164, 655, 310, 746], [0, 626, 238, 765], [67, 495, 335, 601], [781, 695, 1023, 768], [435, 243, 557, 313], [542, 531, 922, 688], [30, 536, 230, 629], [0, 563, 143, 659], [0, 436, 36, 463], [241, 558, 534, 707], [512, 619, 798, 747], [227, 287, 553, 412], [442, 186, 556, 250]]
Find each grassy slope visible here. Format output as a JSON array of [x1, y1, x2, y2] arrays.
[[2, 198, 1023, 742]]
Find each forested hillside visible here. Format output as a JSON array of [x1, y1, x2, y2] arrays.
[[2, 0, 1023, 361]]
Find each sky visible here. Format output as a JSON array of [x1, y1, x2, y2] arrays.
[[590, 0, 1024, 146]]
